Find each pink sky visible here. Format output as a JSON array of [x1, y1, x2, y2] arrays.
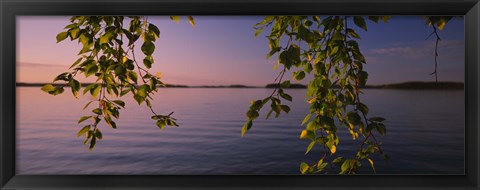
[[16, 16, 464, 86]]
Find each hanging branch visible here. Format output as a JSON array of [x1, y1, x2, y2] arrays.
[[426, 25, 441, 83]]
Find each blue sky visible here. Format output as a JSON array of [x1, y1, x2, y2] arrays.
[[17, 16, 464, 86]]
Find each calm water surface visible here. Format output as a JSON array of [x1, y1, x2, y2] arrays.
[[16, 87, 464, 174]]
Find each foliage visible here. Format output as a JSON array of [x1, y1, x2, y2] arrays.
[[42, 16, 193, 150], [242, 16, 453, 174], [43, 15, 453, 174]]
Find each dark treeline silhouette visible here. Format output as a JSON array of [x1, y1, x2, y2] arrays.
[[17, 81, 463, 90]]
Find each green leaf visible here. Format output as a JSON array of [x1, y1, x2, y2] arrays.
[[346, 111, 362, 126], [300, 162, 310, 174], [346, 28, 361, 39], [305, 141, 315, 155], [125, 60, 135, 70], [148, 24, 160, 38], [368, 16, 380, 23], [82, 101, 94, 110], [95, 129, 103, 140], [108, 107, 120, 119], [143, 57, 153, 69], [69, 27, 80, 39], [69, 58, 83, 69], [170, 16, 180, 22], [367, 158, 376, 174], [105, 116, 117, 129], [301, 113, 312, 126], [69, 79, 81, 98], [156, 120, 166, 129], [137, 85, 149, 98], [341, 159, 352, 173], [187, 16, 195, 27], [304, 63, 313, 74], [357, 70, 368, 86], [120, 89, 131, 96], [332, 157, 344, 167], [133, 94, 145, 105], [83, 84, 94, 95], [52, 87, 64, 95], [254, 27, 264, 37], [280, 105, 290, 113], [299, 129, 315, 140], [84, 64, 98, 77], [91, 84, 101, 98], [89, 136, 96, 151], [265, 110, 273, 119], [78, 116, 92, 124], [250, 100, 264, 110], [279, 90, 292, 101], [141, 41, 155, 56], [241, 120, 253, 137], [280, 80, 291, 88], [99, 32, 113, 45], [53, 72, 70, 82], [293, 71, 306, 81], [330, 144, 337, 154], [77, 125, 90, 137], [128, 71, 138, 83], [369, 117, 386, 122], [376, 123, 386, 135], [353, 16, 367, 31], [246, 110, 259, 120], [41, 84, 55, 92], [357, 102, 369, 115], [112, 100, 125, 108], [56, 32, 68, 43], [92, 108, 102, 115]]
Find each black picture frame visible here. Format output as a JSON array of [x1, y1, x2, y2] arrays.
[[1, 0, 479, 189]]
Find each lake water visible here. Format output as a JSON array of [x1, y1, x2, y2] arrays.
[[16, 87, 465, 174]]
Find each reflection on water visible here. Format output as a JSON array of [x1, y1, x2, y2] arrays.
[[16, 87, 464, 174]]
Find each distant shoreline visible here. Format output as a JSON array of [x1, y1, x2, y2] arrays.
[[16, 81, 464, 90]]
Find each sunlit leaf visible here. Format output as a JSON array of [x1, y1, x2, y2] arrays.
[[367, 158, 376, 174], [301, 113, 312, 126], [241, 120, 253, 137], [112, 100, 125, 108], [300, 162, 310, 174], [128, 71, 138, 83], [170, 16, 180, 22], [330, 145, 337, 154], [305, 141, 315, 155], [41, 84, 55, 92], [78, 116, 92, 124], [56, 32, 68, 43], [91, 84, 101, 98], [187, 16, 195, 27], [92, 108, 102, 115], [77, 125, 90, 137], [300, 129, 315, 140]]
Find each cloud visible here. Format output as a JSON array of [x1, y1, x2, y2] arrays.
[[367, 40, 464, 61]]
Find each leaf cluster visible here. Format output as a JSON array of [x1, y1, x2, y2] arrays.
[[44, 16, 194, 150]]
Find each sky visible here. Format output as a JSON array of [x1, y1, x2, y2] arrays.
[[16, 16, 465, 86]]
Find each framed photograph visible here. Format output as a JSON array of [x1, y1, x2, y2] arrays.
[[1, 0, 479, 189]]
